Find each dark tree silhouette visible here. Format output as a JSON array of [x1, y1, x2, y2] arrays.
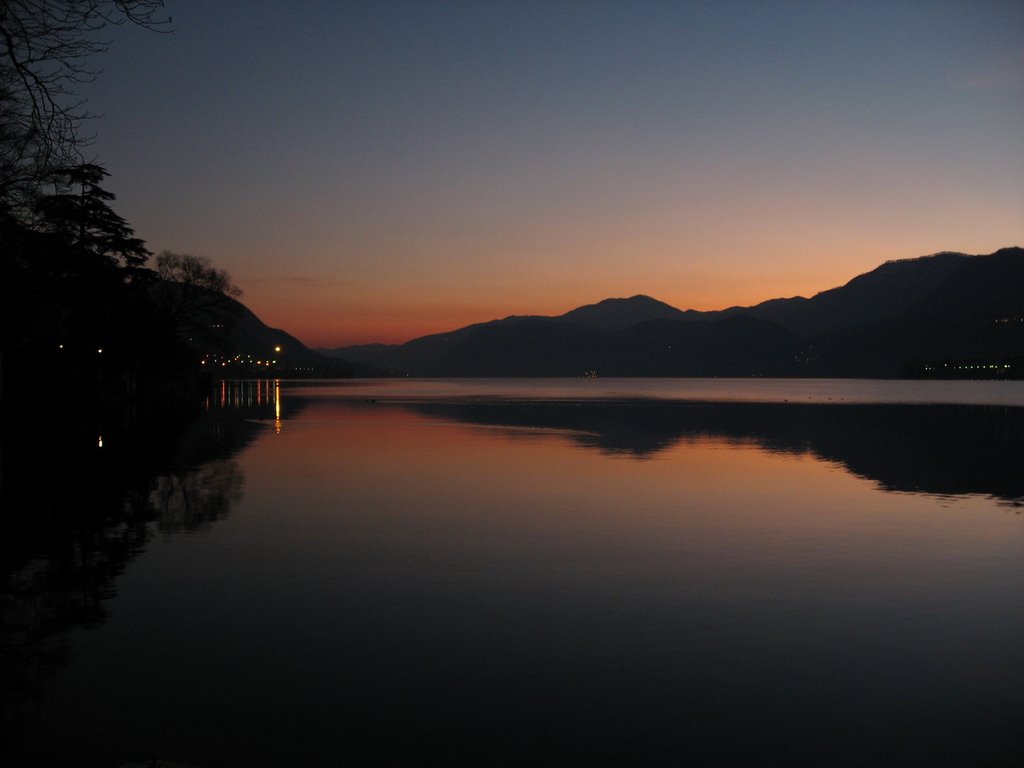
[[0, 1, 169, 211], [151, 250, 243, 350], [34, 162, 150, 271], [155, 250, 241, 299], [1, 162, 155, 404]]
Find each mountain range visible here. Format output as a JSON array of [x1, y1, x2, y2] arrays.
[[316, 246, 1024, 378]]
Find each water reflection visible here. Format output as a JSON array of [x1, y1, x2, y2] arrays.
[[150, 459, 245, 534], [209, 391, 1024, 766], [408, 400, 1024, 505], [3, 380, 1023, 767], [0, 380, 281, 723]]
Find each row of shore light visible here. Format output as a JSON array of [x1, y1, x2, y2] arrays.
[[203, 346, 282, 368], [922, 362, 1014, 371]]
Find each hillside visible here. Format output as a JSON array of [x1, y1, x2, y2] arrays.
[[558, 295, 693, 330], [721, 251, 970, 335], [321, 247, 1024, 378], [165, 286, 352, 377]]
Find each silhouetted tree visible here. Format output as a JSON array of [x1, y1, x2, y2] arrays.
[[2, 162, 154, 404], [0, 1, 169, 213], [13, 163, 151, 352], [34, 163, 150, 272], [151, 250, 242, 350], [155, 250, 241, 299]]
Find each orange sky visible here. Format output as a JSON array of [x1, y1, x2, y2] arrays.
[[235, 230, 1019, 348]]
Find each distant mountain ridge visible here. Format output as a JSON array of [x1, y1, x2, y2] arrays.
[[714, 250, 972, 335], [320, 247, 1024, 378], [558, 295, 693, 330]]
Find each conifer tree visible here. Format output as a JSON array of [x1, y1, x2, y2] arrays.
[[34, 163, 150, 272]]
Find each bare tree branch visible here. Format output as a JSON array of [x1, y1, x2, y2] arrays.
[[152, 251, 244, 349], [0, 1, 170, 209]]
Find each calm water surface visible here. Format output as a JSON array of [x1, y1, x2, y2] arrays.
[[289, 376, 1024, 405], [2, 379, 1022, 767]]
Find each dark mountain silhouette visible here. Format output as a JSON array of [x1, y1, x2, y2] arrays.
[[620, 315, 803, 377], [155, 284, 354, 376], [322, 247, 1024, 378], [719, 250, 970, 335], [558, 294, 693, 330], [221, 293, 326, 368]]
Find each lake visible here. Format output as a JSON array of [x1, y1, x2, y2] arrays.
[[2, 378, 1023, 767]]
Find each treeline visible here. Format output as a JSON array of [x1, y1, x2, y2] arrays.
[[0, 2, 240, 405], [1, 163, 240, 404]]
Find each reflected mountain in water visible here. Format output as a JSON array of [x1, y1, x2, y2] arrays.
[[410, 401, 1024, 505]]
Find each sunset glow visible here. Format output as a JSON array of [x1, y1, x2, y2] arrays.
[[84, 2, 1023, 348]]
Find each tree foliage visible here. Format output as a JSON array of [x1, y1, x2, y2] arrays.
[[152, 250, 243, 348], [0, 1, 169, 210], [2, 163, 152, 359], [156, 251, 242, 299], [34, 162, 150, 270], [0, 5, 257, 395]]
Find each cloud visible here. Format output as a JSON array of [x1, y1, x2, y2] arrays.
[[244, 275, 355, 288], [960, 51, 1024, 91]]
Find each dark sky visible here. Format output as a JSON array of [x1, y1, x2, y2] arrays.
[[84, 1, 1023, 346]]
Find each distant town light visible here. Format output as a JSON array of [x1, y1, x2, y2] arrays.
[[274, 346, 281, 353]]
